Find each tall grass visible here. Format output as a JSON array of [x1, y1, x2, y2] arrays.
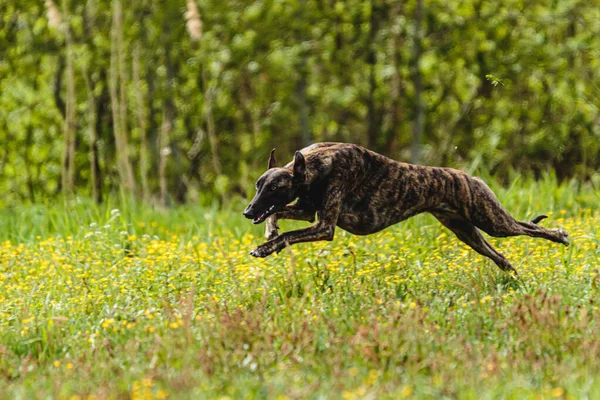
[[2, 173, 595, 243]]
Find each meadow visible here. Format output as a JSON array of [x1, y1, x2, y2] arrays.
[[1, 175, 599, 399]]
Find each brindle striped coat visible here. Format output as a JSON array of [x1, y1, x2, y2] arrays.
[[243, 143, 568, 273]]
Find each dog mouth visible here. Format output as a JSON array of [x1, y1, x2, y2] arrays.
[[251, 205, 278, 225]]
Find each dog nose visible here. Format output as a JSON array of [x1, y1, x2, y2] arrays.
[[243, 207, 254, 218]]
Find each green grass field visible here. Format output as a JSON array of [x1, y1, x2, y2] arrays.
[[1, 176, 599, 399]]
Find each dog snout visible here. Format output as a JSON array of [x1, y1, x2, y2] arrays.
[[243, 205, 255, 218]]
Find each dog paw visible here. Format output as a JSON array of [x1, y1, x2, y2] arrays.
[[250, 244, 274, 258], [557, 228, 569, 246], [249, 249, 266, 258]]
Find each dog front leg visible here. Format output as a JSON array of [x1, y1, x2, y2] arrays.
[[250, 221, 335, 257], [265, 215, 279, 240], [265, 203, 317, 241], [251, 187, 342, 258]]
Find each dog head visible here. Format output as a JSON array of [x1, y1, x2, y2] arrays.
[[243, 149, 306, 224]]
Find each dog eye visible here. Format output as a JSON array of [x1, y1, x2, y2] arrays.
[[270, 186, 277, 191]]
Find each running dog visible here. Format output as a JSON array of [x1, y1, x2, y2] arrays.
[[243, 143, 568, 273]]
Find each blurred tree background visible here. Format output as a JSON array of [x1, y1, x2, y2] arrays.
[[0, 0, 599, 206]]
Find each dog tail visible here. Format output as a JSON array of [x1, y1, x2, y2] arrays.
[[531, 214, 548, 224]]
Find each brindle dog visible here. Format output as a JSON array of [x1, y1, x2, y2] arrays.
[[243, 143, 569, 273]]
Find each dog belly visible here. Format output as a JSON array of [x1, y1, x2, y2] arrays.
[[336, 214, 382, 235], [337, 209, 416, 235]]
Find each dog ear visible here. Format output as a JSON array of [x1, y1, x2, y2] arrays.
[[293, 151, 306, 182], [268, 148, 277, 169]]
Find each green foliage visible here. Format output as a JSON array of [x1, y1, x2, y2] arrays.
[[0, 0, 599, 206]]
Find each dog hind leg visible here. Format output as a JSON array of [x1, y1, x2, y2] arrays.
[[466, 178, 569, 246], [514, 220, 569, 245], [433, 213, 517, 274]]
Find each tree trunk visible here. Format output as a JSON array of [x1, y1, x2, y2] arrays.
[[82, 0, 102, 203], [204, 82, 222, 176], [158, 39, 177, 206], [0, 122, 10, 176], [297, 63, 311, 148], [145, 61, 158, 173], [61, 0, 76, 194], [366, 0, 382, 151], [110, 0, 137, 194], [158, 109, 171, 207], [53, 55, 66, 119], [25, 124, 35, 202], [117, 0, 131, 188], [133, 47, 149, 201], [383, 3, 404, 156], [180, 117, 203, 202], [81, 63, 102, 204], [95, 69, 109, 202], [410, 0, 424, 165]]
